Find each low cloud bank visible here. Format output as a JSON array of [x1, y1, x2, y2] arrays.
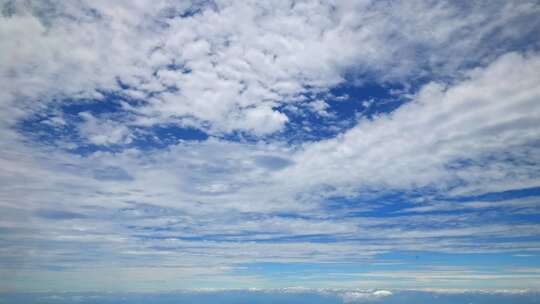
[[1, 289, 538, 304]]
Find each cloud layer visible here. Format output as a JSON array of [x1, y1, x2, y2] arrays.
[[1, 0, 540, 292]]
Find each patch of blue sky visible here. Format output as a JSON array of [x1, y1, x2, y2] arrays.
[[217, 81, 418, 145], [234, 259, 479, 281], [398, 186, 540, 223], [133, 123, 208, 148], [16, 92, 208, 154], [327, 82, 409, 119], [16, 107, 79, 146], [325, 185, 540, 216], [158, 0, 215, 20], [16, 78, 422, 154], [238, 262, 373, 274], [275, 82, 413, 144], [231, 253, 540, 290], [60, 92, 129, 115], [320, 188, 440, 218], [231, 264, 374, 285], [452, 186, 540, 202], [376, 251, 540, 272]]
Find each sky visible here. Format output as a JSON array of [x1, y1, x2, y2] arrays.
[[1, 0, 540, 298], [1, 289, 540, 304]]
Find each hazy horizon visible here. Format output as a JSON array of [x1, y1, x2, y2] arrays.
[[2, 289, 540, 304]]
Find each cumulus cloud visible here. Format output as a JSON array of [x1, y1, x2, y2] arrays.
[[2, 0, 539, 138], [284, 52, 540, 196], [231, 106, 289, 135], [340, 290, 393, 303], [78, 112, 133, 146]]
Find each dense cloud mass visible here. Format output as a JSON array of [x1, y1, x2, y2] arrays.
[[1, 0, 540, 292]]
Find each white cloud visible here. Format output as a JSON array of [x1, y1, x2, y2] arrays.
[[2, 0, 539, 138], [283, 52, 540, 196], [308, 99, 331, 117], [228, 106, 289, 136], [78, 112, 132, 146], [340, 290, 393, 303]]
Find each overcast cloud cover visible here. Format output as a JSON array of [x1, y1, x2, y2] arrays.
[[1, 0, 540, 301]]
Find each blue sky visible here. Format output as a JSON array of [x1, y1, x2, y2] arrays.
[[1, 0, 540, 297]]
